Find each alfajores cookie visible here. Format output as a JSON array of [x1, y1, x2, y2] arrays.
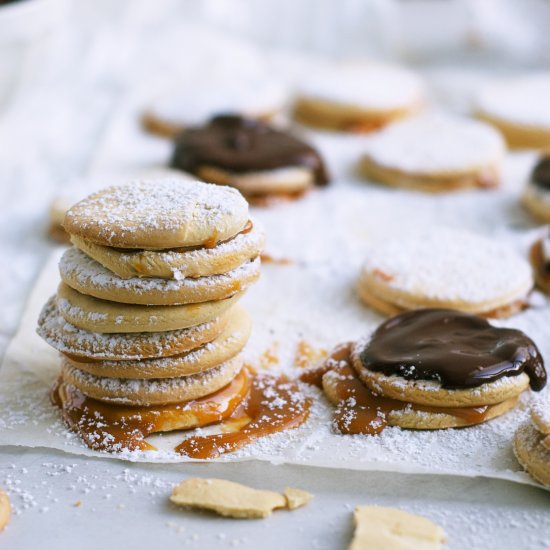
[[63, 179, 249, 249], [357, 228, 532, 318], [170, 115, 329, 201], [293, 63, 423, 132], [359, 114, 505, 192], [476, 75, 550, 149]]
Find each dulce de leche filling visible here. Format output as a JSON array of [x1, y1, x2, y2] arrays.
[[52, 366, 310, 457], [170, 115, 329, 187], [301, 344, 513, 435]]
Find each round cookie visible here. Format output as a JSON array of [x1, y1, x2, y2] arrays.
[[529, 236, 550, 294], [62, 306, 251, 378], [62, 355, 243, 406], [0, 490, 10, 531], [476, 76, 550, 149], [59, 247, 261, 306], [56, 283, 243, 333], [514, 421, 550, 488], [351, 308, 546, 407], [142, 75, 287, 138], [37, 296, 231, 360], [63, 179, 249, 249], [523, 156, 550, 223], [322, 370, 519, 429], [357, 228, 533, 317], [170, 115, 329, 198], [293, 63, 423, 132], [70, 220, 265, 280], [358, 114, 505, 192], [531, 392, 550, 436]]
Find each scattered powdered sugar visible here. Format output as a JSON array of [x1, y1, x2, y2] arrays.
[[531, 392, 550, 432], [59, 247, 261, 296], [360, 227, 532, 305], [298, 62, 423, 111], [361, 113, 505, 173], [37, 296, 220, 360], [476, 75, 550, 129], [64, 179, 248, 246]]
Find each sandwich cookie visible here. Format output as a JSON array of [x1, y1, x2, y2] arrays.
[[62, 306, 251, 379], [63, 179, 249, 250], [62, 355, 244, 406], [59, 247, 260, 306], [304, 309, 546, 435], [142, 76, 287, 139], [357, 229, 533, 318], [170, 115, 329, 202], [523, 155, 550, 223], [56, 283, 243, 333], [70, 220, 264, 280], [476, 76, 550, 149], [293, 63, 423, 132], [529, 229, 550, 293], [37, 295, 231, 360], [514, 394, 550, 488], [359, 114, 505, 192]]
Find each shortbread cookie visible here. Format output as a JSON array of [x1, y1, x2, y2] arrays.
[[63, 306, 251, 378], [357, 229, 532, 317], [349, 506, 446, 550], [523, 156, 550, 223], [351, 309, 546, 407], [322, 365, 519, 430], [70, 220, 264, 280], [0, 490, 10, 531], [293, 63, 423, 132], [62, 355, 243, 405], [57, 283, 243, 333], [359, 114, 505, 192], [530, 236, 550, 293], [37, 295, 230, 360], [142, 75, 287, 138], [514, 421, 550, 488], [59, 247, 260, 306], [476, 76, 550, 149], [170, 115, 329, 198], [63, 179, 249, 249]]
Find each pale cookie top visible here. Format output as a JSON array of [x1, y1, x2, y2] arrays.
[[297, 63, 423, 112], [362, 113, 505, 174], [360, 228, 532, 305], [63, 180, 249, 249], [148, 75, 287, 124], [476, 75, 550, 129]]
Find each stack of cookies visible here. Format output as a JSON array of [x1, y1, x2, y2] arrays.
[[38, 179, 264, 416], [515, 396, 550, 488]]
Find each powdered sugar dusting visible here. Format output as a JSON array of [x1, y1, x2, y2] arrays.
[[360, 228, 532, 305], [362, 113, 505, 173]]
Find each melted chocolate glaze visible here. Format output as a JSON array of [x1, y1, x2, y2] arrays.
[[532, 156, 550, 191], [170, 115, 329, 185], [358, 309, 546, 391]]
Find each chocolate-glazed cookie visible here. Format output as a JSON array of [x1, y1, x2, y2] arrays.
[[357, 308, 546, 391], [531, 156, 550, 192], [170, 115, 328, 201]]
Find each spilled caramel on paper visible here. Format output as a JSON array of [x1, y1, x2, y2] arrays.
[[176, 374, 310, 459], [301, 343, 505, 435], [51, 368, 250, 452]]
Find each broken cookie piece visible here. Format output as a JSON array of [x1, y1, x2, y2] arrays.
[[349, 506, 446, 550], [283, 487, 312, 510], [170, 478, 313, 519], [0, 490, 10, 531], [170, 478, 286, 519]]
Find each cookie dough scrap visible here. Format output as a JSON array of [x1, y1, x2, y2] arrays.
[[349, 506, 446, 550], [0, 490, 11, 531], [170, 478, 311, 519]]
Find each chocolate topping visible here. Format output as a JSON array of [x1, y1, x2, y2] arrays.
[[531, 156, 550, 191], [358, 309, 546, 391], [170, 114, 329, 185]]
